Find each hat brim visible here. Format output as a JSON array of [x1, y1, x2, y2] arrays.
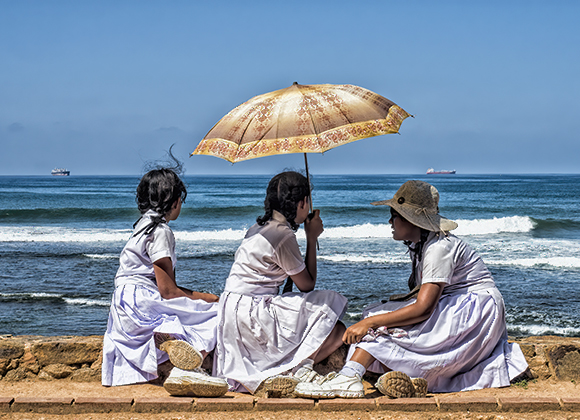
[[371, 198, 458, 232]]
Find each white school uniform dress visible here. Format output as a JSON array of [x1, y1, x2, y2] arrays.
[[214, 211, 347, 393], [351, 232, 528, 393], [102, 210, 219, 386]]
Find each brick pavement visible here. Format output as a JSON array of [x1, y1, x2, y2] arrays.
[[0, 394, 579, 414]]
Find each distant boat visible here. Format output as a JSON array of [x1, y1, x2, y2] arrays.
[[51, 168, 70, 176], [426, 168, 456, 175]]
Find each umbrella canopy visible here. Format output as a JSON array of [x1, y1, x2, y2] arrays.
[[192, 82, 410, 163], [192, 82, 410, 293]]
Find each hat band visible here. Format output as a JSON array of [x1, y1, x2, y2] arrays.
[[400, 202, 441, 232]]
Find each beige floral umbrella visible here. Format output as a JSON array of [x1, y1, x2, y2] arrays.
[[192, 82, 410, 165], [192, 82, 410, 292]]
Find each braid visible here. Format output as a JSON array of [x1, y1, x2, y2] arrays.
[[405, 228, 430, 290], [134, 168, 186, 235], [257, 171, 310, 231]]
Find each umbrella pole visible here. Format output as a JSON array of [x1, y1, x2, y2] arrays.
[[304, 153, 313, 213], [304, 153, 319, 252], [283, 153, 316, 295]]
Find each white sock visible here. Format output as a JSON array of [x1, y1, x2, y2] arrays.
[[292, 358, 314, 373], [339, 360, 366, 378]]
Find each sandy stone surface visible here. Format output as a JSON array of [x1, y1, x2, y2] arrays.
[[0, 375, 576, 399], [1, 377, 578, 420]]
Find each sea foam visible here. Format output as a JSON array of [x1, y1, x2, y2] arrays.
[[454, 216, 535, 236], [0, 226, 132, 243], [508, 324, 580, 337], [0, 292, 62, 299], [83, 253, 118, 260], [319, 253, 408, 264], [63, 298, 110, 307], [0, 216, 539, 242], [487, 256, 580, 269], [175, 228, 246, 242]]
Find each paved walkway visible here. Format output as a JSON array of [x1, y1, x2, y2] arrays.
[[1, 394, 580, 415], [1, 381, 579, 416]]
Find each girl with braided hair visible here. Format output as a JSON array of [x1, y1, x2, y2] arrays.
[[296, 180, 528, 399], [214, 171, 347, 395], [102, 165, 228, 397]]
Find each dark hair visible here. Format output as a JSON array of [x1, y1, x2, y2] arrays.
[[257, 171, 310, 231], [136, 168, 187, 216], [136, 145, 187, 216]]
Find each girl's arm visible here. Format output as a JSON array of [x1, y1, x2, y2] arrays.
[[342, 282, 444, 345], [290, 210, 323, 292], [153, 257, 219, 303]]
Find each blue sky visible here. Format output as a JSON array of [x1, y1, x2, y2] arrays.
[[1, 1, 579, 175]]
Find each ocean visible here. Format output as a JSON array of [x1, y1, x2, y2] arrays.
[[1, 174, 579, 338]]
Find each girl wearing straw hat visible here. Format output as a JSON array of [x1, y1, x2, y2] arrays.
[[296, 180, 528, 399]]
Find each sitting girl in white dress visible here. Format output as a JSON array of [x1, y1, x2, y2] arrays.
[[214, 171, 348, 395], [296, 180, 528, 399], [102, 165, 228, 397]]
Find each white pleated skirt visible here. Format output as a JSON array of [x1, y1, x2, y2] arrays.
[[214, 289, 347, 393], [350, 287, 528, 393], [102, 283, 219, 386]]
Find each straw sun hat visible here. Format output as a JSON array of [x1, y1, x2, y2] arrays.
[[371, 180, 458, 232]]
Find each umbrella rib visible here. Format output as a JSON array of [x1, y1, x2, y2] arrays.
[[328, 90, 359, 125], [237, 112, 275, 159], [299, 93, 324, 150]]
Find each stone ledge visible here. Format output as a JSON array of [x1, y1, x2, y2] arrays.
[[11, 397, 74, 414], [133, 396, 193, 413], [73, 397, 133, 413], [193, 396, 254, 412], [0, 396, 578, 413], [438, 396, 498, 412], [0, 397, 13, 413], [561, 397, 580, 411], [317, 398, 376, 412], [255, 397, 315, 410], [2, 335, 580, 384], [376, 396, 437, 411], [498, 397, 561, 412]]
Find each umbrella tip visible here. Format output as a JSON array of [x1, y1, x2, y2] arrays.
[[293, 81, 298, 85]]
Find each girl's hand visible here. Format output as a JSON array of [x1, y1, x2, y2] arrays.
[[342, 283, 445, 344], [304, 209, 323, 241], [343, 318, 374, 345]]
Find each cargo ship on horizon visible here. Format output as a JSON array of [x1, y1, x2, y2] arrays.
[[426, 168, 456, 175], [51, 168, 70, 176]]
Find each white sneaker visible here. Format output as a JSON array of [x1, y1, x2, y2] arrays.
[[294, 366, 323, 383], [263, 366, 322, 397], [294, 372, 364, 399], [163, 367, 229, 397]]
